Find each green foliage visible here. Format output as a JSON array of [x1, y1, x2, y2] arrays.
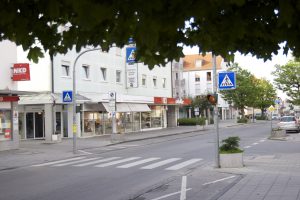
[[178, 117, 206, 126], [219, 136, 243, 154], [237, 117, 248, 123], [272, 59, 300, 105], [0, 1, 298, 67], [255, 115, 268, 120]]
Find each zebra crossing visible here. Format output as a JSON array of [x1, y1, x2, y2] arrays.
[[32, 156, 203, 171]]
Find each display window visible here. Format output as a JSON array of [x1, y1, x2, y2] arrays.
[[0, 110, 12, 141]]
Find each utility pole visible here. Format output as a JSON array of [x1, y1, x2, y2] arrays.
[[72, 48, 101, 154], [212, 54, 220, 168]]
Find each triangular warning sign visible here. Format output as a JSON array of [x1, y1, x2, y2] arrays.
[[64, 93, 72, 102], [128, 49, 136, 61], [220, 74, 234, 87]]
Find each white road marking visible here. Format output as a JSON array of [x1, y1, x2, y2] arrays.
[[54, 157, 101, 167], [73, 157, 120, 167], [165, 159, 202, 170], [243, 146, 251, 149], [78, 150, 93, 155], [95, 157, 141, 167], [252, 143, 259, 145], [150, 188, 192, 200], [202, 175, 236, 186], [117, 144, 139, 147], [259, 139, 265, 142], [117, 157, 160, 168], [141, 158, 181, 170], [100, 148, 113, 151], [180, 176, 187, 200], [32, 157, 85, 167]]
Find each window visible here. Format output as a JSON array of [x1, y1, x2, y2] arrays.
[[175, 73, 179, 80], [142, 75, 147, 86], [61, 64, 70, 77], [195, 73, 200, 82], [100, 67, 107, 81], [162, 78, 166, 88], [207, 72, 212, 81], [0, 110, 11, 141], [116, 70, 121, 83], [82, 65, 90, 79], [153, 77, 157, 88], [195, 59, 202, 67]]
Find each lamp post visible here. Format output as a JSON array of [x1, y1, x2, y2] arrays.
[[72, 48, 101, 154]]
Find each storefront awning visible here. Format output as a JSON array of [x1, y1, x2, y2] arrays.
[[102, 103, 150, 112]]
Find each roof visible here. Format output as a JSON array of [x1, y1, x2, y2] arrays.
[[183, 53, 223, 71]]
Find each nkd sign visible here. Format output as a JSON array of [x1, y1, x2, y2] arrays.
[[12, 63, 30, 81]]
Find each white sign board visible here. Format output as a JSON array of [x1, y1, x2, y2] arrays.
[[108, 91, 116, 112], [126, 63, 138, 88]]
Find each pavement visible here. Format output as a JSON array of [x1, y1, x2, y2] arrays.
[[1, 119, 300, 200]]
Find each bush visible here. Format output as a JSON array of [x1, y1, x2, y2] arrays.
[[178, 117, 206, 126], [219, 136, 243, 154], [237, 117, 248, 123]]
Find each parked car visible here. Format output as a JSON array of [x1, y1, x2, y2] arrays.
[[277, 116, 300, 133], [271, 114, 280, 120]]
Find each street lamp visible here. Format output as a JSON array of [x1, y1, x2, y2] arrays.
[[72, 48, 101, 154]]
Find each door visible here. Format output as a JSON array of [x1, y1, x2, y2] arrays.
[[34, 112, 44, 138], [26, 113, 34, 139]]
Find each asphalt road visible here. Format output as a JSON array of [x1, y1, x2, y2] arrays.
[[0, 122, 297, 200]]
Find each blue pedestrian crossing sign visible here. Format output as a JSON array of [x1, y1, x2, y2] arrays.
[[126, 47, 136, 63], [218, 71, 236, 90], [62, 91, 73, 103]]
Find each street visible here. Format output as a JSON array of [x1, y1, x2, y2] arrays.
[[1, 122, 300, 200]]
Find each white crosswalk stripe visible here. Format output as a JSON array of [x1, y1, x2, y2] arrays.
[[95, 157, 141, 167], [117, 157, 161, 168], [54, 157, 101, 167], [165, 159, 203, 170], [140, 158, 181, 169], [73, 157, 121, 167], [31, 156, 204, 171], [32, 157, 86, 167]]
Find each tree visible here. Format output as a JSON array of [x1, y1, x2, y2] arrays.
[[272, 59, 300, 105], [191, 95, 212, 118], [220, 64, 257, 117], [0, 1, 300, 67], [252, 78, 277, 115]]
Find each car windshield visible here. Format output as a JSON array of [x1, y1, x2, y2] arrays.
[[280, 117, 295, 122]]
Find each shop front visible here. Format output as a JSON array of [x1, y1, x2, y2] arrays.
[[0, 94, 20, 151]]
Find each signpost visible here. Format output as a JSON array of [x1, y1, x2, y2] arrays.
[[108, 91, 117, 140]]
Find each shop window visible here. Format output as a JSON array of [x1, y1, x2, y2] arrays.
[[100, 67, 107, 81], [61, 64, 70, 77], [0, 110, 12, 141]]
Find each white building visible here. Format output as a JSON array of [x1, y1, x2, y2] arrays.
[[16, 45, 191, 142], [182, 53, 232, 120]]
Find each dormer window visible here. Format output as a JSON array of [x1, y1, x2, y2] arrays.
[[195, 59, 202, 67]]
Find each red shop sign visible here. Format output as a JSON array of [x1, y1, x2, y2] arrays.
[[12, 63, 30, 81], [154, 97, 167, 104], [167, 98, 176, 104], [0, 96, 20, 102]]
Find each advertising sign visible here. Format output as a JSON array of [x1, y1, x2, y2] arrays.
[[12, 63, 30, 81], [126, 64, 138, 88]]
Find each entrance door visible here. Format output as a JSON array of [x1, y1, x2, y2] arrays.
[[34, 112, 44, 138], [26, 113, 34, 139]]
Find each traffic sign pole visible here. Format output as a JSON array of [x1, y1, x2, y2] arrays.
[[212, 54, 220, 168]]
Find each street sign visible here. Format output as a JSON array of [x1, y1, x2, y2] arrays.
[[108, 91, 116, 112], [62, 91, 73, 103], [268, 105, 275, 112], [126, 47, 136, 63], [218, 71, 236, 90]]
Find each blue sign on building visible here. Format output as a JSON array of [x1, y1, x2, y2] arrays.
[[62, 91, 73, 103], [218, 71, 236, 90], [126, 47, 136, 63]]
